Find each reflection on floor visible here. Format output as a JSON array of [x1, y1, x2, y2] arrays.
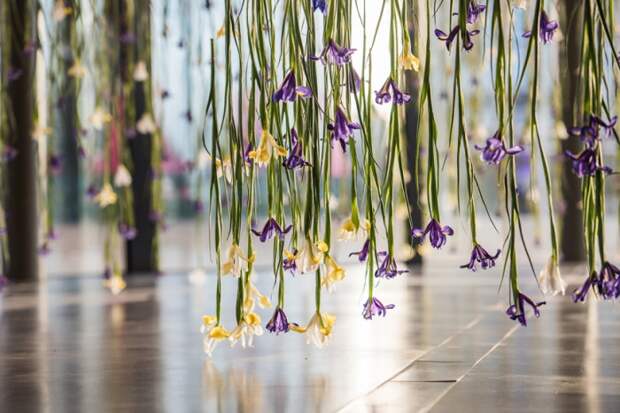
[[1, 263, 619, 412]]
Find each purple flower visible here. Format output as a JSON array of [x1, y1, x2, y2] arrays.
[[283, 128, 310, 170], [411, 219, 454, 249], [375, 252, 408, 279], [591, 115, 618, 137], [266, 307, 290, 334], [251, 218, 292, 242], [568, 114, 617, 146], [572, 272, 599, 303], [506, 292, 546, 326], [597, 262, 620, 299], [474, 132, 524, 164], [466, 2, 486, 24], [243, 143, 254, 165], [272, 70, 312, 102], [312, 0, 327, 14], [435, 26, 480, 51], [523, 11, 558, 44], [283, 249, 298, 273], [49, 154, 63, 175], [348, 67, 361, 93], [311, 39, 356, 66], [328, 106, 360, 152], [564, 148, 613, 177], [1, 146, 18, 162], [362, 297, 395, 320], [374, 78, 412, 105], [118, 223, 137, 240], [349, 239, 370, 262], [460, 244, 501, 271]]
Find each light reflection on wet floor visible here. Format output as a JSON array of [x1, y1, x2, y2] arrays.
[[1, 265, 619, 412]]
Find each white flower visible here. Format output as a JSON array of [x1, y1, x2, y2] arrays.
[[215, 157, 233, 184], [133, 61, 149, 81], [229, 312, 263, 348], [94, 183, 117, 208], [114, 165, 132, 187], [338, 217, 370, 241], [104, 273, 126, 295], [89, 107, 112, 130], [539, 256, 567, 296], [291, 312, 336, 348], [136, 113, 157, 134], [201, 316, 230, 357], [296, 239, 328, 274], [221, 244, 250, 277], [321, 255, 346, 293]]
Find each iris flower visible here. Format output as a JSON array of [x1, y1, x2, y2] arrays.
[[221, 244, 250, 277], [400, 39, 420, 71], [375, 78, 412, 105], [283, 128, 310, 170], [291, 312, 336, 348], [243, 282, 272, 313], [94, 183, 118, 208], [251, 217, 292, 242], [283, 249, 298, 273], [272, 70, 312, 102], [201, 315, 230, 357], [600, 262, 620, 299], [474, 132, 524, 164], [362, 297, 395, 320], [506, 292, 546, 326], [322, 255, 346, 292], [538, 256, 567, 296], [229, 312, 263, 348], [104, 271, 126, 295], [460, 244, 501, 271], [312, 0, 327, 14], [266, 308, 290, 334], [568, 114, 617, 146], [523, 11, 558, 44], [435, 26, 480, 51], [466, 2, 486, 24], [564, 148, 612, 177], [248, 130, 288, 167], [375, 252, 408, 278], [114, 165, 132, 187], [295, 240, 329, 274], [328, 106, 360, 152], [338, 217, 370, 240], [311, 39, 356, 66], [349, 239, 370, 262], [412, 218, 454, 249]]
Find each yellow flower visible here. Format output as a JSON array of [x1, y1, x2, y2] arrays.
[[222, 244, 248, 277], [400, 40, 420, 72], [298, 312, 336, 348], [322, 255, 346, 292], [215, 157, 233, 184], [229, 312, 263, 348], [104, 273, 126, 295], [202, 315, 217, 329], [296, 239, 327, 273], [338, 217, 370, 241], [94, 183, 117, 208], [89, 107, 112, 130], [247, 130, 287, 168], [316, 241, 329, 253], [216, 26, 226, 38], [244, 282, 272, 313], [202, 324, 231, 356], [68, 59, 86, 78]]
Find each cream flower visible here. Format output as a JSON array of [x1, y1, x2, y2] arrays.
[[229, 312, 263, 348], [539, 256, 567, 296], [104, 273, 126, 295], [400, 39, 420, 71], [68, 59, 86, 78], [216, 26, 225, 38], [222, 244, 249, 277], [136, 113, 157, 134], [291, 312, 336, 348], [338, 217, 371, 240], [322, 255, 346, 292], [244, 282, 272, 313], [114, 165, 132, 187], [296, 239, 328, 274], [133, 61, 149, 81], [215, 157, 233, 184], [89, 107, 112, 130], [247, 130, 287, 168], [201, 316, 230, 357], [94, 183, 117, 208]]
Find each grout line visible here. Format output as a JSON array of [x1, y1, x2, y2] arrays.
[[334, 315, 484, 413], [418, 323, 520, 413]]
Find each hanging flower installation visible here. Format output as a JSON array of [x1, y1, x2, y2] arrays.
[[195, 0, 620, 357]]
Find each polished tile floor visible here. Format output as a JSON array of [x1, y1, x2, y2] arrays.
[[1, 262, 619, 412]]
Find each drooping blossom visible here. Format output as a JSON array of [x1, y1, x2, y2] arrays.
[[506, 292, 546, 326], [412, 218, 454, 249], [349, 239, 370, 262], [362, 297, 395, 320], [296, 240, 328, 274], [523, 11, 558, 44], [400, 39, 420, 71], [597, 262, 620, 300], [283, 128, 310, 170], [94, 183, 117, 208], [347, 66, 362, 92], [375, 78, 412, 105], [568, 114, 617, 146], [201, 315, 230, 357], [311, 39, 356, 66], [328, 106, 360, 152], [272, 70, 312, 102], [375, 252, 408, 279], [114, 165, 132, 187], [283, 249, 298, 273], [290, 312, 336, 348], [104, 272, 127, 295], [564, 148, 613, 177], [538, 256, 567, 296], [322, 255, 346, 292], [247, 130, 288, 167], [68, 59, 87, 78], [229, 312, 263, 348], [266, 308, 290, 334], [133, 61, 149, 81], [221, 244, 250, 277], [312, 0, 327, 14], [573, 272, 599, 303], [251, 217, 292, 242], [466, 2, 486, 24], [136, 113, 157, 134], [338, 217, 370, 240], [89, 107, 112, 130], [460, 244, 501, 271], [243, 282, 272, 313], [435, 26, 480, 51]]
